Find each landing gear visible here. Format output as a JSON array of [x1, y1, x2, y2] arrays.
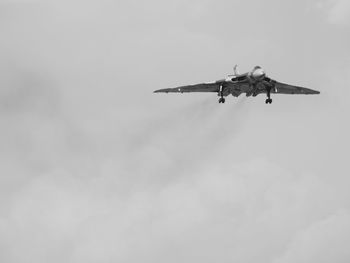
[[218, 85, 225, 103], [265, 87, 272, 104], [219, 97, 226, 103]]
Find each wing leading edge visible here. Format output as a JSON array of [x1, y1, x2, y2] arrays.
[[270, 81, 320, 95], [154, 82, 221, 93]]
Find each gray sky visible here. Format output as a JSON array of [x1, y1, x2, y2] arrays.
[[0, 0, 350, 262]]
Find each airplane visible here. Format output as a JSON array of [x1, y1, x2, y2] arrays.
[[154, 65, 320, 104]]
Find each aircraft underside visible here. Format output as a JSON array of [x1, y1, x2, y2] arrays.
[[154, 66, 320, 105], [218, 84, 273, 104]]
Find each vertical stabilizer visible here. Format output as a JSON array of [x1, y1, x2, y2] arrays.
[[233, 65, 239, 76]]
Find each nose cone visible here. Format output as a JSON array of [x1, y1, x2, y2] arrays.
[[252, 68, 265, 79]]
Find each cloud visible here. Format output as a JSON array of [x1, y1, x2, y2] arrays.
[[318, 0, 350, 26], [274, 211, 350, 263], [0, 157, 348, 263], [0, 1, 349, 263]]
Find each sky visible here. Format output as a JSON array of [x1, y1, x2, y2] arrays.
[[0, 0, 350, 262]]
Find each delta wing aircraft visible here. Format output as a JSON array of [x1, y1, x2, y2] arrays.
[[154, 66, 320, 104]]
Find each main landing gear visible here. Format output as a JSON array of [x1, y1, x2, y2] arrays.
[[265, 88, 272, 104], [218, 85, 225, 103]]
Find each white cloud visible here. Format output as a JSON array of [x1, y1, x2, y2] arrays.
[[0, 1, 349, 263], [319, 0, 350, 26], [1, 159, 348, 263], [274, 211, 350, 263]]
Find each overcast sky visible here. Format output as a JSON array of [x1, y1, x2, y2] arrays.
[[0, 0, 350, 262]]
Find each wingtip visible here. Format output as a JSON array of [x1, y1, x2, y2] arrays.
[[154, 88, 171, 93], [307, 88, 320, 95]]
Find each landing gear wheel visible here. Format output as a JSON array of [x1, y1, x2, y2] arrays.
[[265, 87, 272, 104], [218, 85, 225, 104]]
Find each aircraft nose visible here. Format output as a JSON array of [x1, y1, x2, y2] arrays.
[[253, 68, 265, 79]]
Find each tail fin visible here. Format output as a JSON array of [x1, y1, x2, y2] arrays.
[[234, 65, 239, 76]]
